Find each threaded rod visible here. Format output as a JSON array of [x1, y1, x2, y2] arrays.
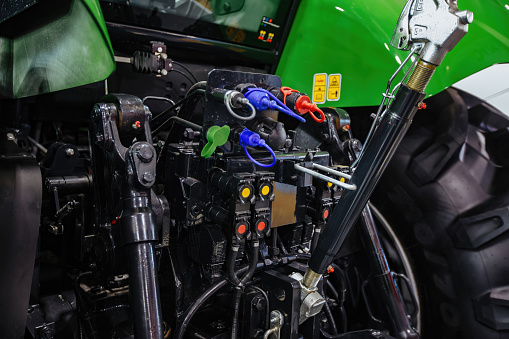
[[406, 60, 436, 92]]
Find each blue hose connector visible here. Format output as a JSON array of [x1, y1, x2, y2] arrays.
[[239, 128, 277, 167], [244, 88, 306, 123]]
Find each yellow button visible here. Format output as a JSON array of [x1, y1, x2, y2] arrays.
[[340, 177, 345, 183], [241, 187, 251, 198], [327, 182, 333, 188], [261, 185, 270, 196]]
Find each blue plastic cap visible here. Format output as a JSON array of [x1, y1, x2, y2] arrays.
[[239, 128, 262, 147], [245, 88, 271, 111]]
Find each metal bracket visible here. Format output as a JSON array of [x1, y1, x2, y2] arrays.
[[263, 310, 284, 339]]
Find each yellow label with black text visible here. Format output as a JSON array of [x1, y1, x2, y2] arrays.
[[312, 73, 327, 104], [327, 74, 341, 101]]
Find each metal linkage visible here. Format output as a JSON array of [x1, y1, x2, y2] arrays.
[[294, 163, 356, 191], [358, 204, 418, 339], [90, 94, 164, 339]]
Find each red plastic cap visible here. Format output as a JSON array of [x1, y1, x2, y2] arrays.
[[323, 209, 329, 219], [295, 95, 312, 114], [238, 224, 247, 234], [257, 221, 266, 231], [296, 96, 325, 123]]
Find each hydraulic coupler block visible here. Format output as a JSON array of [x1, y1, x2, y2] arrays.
[[251, 172, 275, 237], [210, 169, 256, 206], [208, 204, 252, 240]]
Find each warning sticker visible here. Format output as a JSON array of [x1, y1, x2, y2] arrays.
[[312, 73, 327, 104], [327, 74, 341, 101]]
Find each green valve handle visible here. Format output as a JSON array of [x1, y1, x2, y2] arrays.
[[201, 125, 231, 158]]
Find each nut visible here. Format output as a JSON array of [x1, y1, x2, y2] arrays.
[[65, 148, 75, 157], [136, 144, 154, 163]]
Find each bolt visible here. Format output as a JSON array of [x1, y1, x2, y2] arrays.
[[457, 10, 474, 24], [161, 69, 168, 76], [157, 46, 163, 53], [6, 133, 15, 141], [49, 224, 59, 235], [142, 172, 155, 183], [252, 296, 267, 311], [161, 53, 167, 60], [65, 148, 75, 157], [136, 144, 154, 163]]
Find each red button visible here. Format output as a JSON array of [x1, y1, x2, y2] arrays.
[[323, 209, 329, 219], [257, 221, 266, 231], [238, 224, 247, 234]]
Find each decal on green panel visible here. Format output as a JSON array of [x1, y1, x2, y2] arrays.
[[0, 0, 115, 99], [276, 0, 509, 107]]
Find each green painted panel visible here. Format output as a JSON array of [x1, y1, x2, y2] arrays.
[[276, 0, 509, 107], [0, 0, 115, 99]]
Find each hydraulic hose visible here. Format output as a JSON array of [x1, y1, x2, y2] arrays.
[[239, 239, 259, 285], [324, 301, 339, 335], [226, 241, 243, 286], [174, 254, 310, 339], [226, 239, 259, 286], [156, 81, 207, 179], [231, 288, 243, 339]]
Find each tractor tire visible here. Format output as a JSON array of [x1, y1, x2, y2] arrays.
[[372, 88, 509, 339]]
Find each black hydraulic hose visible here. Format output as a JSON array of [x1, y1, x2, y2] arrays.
[[155, 81, 207, 180], [330, 264, 348, 332], [174, 265, 251, 339], [226, 241, 243, 286], [240, 240, 259, 285], [173, 61, 199, 83], [151, 89, 205, 136], [324, 300, 339, 335], [327, 280, 339, 301], [227, 239, 259, 286], [174, 253, 311, 339], [331, 264, 347, 307], [311, 226, 321, 252], [74, 272, 100, 339], [152, 81, 206, 123], [309, 85, 425, 274], [231, 288, 243, 339], [277, 235, 289, 255]]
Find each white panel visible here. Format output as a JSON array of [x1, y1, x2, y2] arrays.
[[453, 64, 509, 100]]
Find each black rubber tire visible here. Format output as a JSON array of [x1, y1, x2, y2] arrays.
[[372, 88, 509, 339]]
